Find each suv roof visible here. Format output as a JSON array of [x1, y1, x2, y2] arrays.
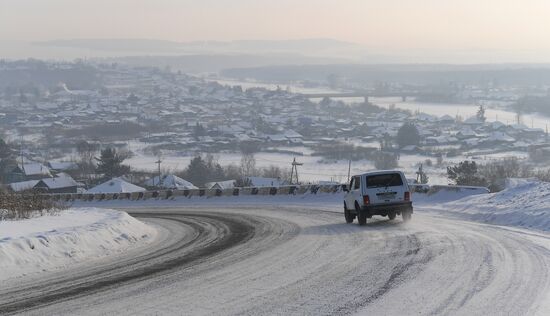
[[354, 170, 405, 177]]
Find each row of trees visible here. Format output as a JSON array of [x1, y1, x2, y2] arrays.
[[177, 153, 289, 187], [1, 137, 288, 188], [447, 158, 548, 192]]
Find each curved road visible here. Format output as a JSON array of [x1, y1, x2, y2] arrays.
[[0, 206, 548, 315]]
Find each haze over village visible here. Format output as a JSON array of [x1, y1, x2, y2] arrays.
[[1, 1, 550, 315], [1, 56, 550, 194]]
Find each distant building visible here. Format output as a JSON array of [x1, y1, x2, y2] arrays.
[[34, 174, 79, 194], [8, 163, 52, 182], [144, 174, 197, 190], [205, 180, 236, 190], [87, 178, 146, 194], [48, 161, 79, 172]]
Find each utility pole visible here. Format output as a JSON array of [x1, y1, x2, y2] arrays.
[[155, 158, 162, 187], [19, 135, 24, 167], [347, 157, 351, 184], [290, 158, 303, 185]]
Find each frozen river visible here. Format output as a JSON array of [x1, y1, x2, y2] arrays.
[[210, 78, 550, 130]]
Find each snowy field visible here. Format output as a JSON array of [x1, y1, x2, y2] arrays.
[[125, 146, 525, 185]]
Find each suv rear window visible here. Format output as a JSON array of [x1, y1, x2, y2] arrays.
[[366, 173, 403, 188]]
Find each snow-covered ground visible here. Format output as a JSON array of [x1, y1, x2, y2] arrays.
[[0, 208, 156, 281], [3, 179, 544, 285], [1, 180, 549, 314], [419, 179, 550, 232], [123, 137, 530, 185], [9, 203, 548, 315], [73, 179, 550, 233]]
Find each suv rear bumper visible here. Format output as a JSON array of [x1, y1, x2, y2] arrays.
[[361, 201, 413, 216]]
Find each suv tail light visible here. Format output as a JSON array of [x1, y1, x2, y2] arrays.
[[404, 192, 411, 201], [363, 195, 370, 205]]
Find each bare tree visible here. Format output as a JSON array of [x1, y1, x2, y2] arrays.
[[262, 165, 282, 178], [76, 141, 99, 168], [240, 153, 257, 178]]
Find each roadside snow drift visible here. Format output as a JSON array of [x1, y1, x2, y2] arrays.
[[413, 185, 489, 204], [0, 208, 156, 281], [423, 180, 550, 231]]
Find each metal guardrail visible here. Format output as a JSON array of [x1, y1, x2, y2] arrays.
[[42, 184, 345, 202], [41, 184, 489, 203], [409, 183, 490, 194]]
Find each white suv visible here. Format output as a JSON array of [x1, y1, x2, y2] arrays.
[[344, 170, 413, 225]]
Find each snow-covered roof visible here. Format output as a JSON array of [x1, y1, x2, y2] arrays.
[[206, 180, 236, 190], [485, 132, 515, 143], [439, 114, 455, 122], [9, 180, 39, 192], [144, 174, 198, 190], [37, 174, 79, 189], [284, 130, 303, 139], [21, 163, 51, 177], [415, 113, 437, 122], [490, 121, 506, 129], [510, 123, 530, 130], [87, 178, 146, 194], [457, 127, 476, 137], [48, 161, 78, 171], [464, 138, 479, 146], [266, 134, 287, 142], [235, 133, 253, 142], [246, 177, 284, 187], [425, 135, 458, 144]]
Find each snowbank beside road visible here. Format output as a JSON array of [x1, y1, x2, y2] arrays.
[[413, 185, 489, 204], [422, 180, 550, 231], [0, 208, 156, 281]]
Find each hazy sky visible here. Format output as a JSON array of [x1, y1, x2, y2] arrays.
[[1, 0, 550, 61]]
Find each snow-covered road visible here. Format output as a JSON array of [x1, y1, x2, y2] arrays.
[[1, 206, 549, 315]]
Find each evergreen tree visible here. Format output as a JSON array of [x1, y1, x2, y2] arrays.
[[181, 154, 226, 187], [476, 104, 486, 122], [447, 161, 487, 186], [0, 138, 11, 159], [0, 138, 16, 184], [416, 164, 429, 184], [396, 123, 420, 148], [95, 147, 130, 179], [183, 155, 209, 186]]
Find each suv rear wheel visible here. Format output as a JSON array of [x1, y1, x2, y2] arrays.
[[356, 202, 367, 226], [388, 212, 396, 220], [402, 210, 412, 222]]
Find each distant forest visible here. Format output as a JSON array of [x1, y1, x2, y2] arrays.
[[0, 59, 100, 90], [513, 96, 550, 117], [221, 64, 550, 86]]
